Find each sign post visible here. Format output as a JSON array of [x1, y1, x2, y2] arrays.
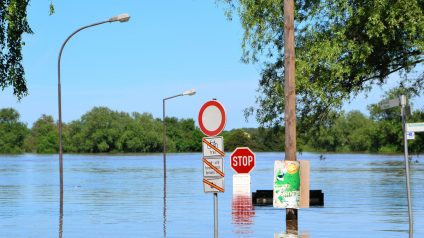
[[400, 95, 413, 238], [380, 95, 413, 237], [231, 147, 256, 195], [198, 100, 226, 238]]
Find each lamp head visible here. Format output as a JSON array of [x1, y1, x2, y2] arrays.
[[109, 13, 130, 23], [182, 89, 196, 96]]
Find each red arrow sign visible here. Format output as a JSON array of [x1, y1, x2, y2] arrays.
[[230, 147, 255, 174]]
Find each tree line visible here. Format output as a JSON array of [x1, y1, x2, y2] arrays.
[[1, 103, 423, 154]]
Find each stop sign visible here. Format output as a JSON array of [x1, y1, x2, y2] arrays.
[[230, 147, 255, 174]]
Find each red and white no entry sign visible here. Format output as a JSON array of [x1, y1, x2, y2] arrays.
[[198, 100, 226, 136]]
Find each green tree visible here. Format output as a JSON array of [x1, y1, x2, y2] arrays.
[[72, 107, 129, 153], [367, 88, 416, 153], [126, 112, 162, 152], [0, 0, 33, 99], [25, 114, 58, 153], [345, 111, 375, 152], [223, 129, 254, 151], [164, 117, 202, 152], [64, 108, 165, 153], [222, 0, 424, 127], [0, 108, 28, 153]]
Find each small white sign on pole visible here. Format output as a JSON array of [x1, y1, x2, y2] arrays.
[[203, 177, 225, 193], [202, 136, 224, 157], [407, 131, 415, 140], [406, 122, 424, 132], [233, 174, 251, 195], [379, 98, 400, 110], [203, 158, 224, 177]]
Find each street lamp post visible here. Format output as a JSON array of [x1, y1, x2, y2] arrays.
[[57, 13, 130, 205], [162, 89, 196, 237]]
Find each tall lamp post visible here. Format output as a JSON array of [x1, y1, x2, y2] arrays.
[[57, 13, 130, 204], [162, 89, 196, 237]]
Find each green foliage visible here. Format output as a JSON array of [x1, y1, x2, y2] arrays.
[[1, 104, 423, 154], [0, 108, 28, 153], [305, 111, 376, 152], [222, 129, 254, 151], [221, 0, 424, 128], [49, 1, 55, 16], [25, 115, 58, 153], [165, 117, 203, 152], [63, 107, 200, 153], [0, 0, 33, 99]]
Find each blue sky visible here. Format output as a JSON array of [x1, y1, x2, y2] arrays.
[[1, 1, 422, 129]]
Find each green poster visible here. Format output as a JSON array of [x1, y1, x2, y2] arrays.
[[273, 160, 300, 208]]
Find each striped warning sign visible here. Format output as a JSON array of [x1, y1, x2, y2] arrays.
[[203, 178, 225, 193], [203, 158, 224, 177], [202, 137, 225, 157]]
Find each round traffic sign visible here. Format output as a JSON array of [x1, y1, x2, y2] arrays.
[[198, 100, 226, 136], [230, 147, 255, 174]]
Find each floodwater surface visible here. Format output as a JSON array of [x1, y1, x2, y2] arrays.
[[0, 153, 423, 237]]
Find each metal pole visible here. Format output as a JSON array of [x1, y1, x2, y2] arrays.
[[283, 0, 298, 233], [214, 192, 218, 238], [162, 98, 167, 238], [162, 93, 185, 238], [58, 19, 111, 209], [401, 95, 413, 237], [59, 199, 63, 238]]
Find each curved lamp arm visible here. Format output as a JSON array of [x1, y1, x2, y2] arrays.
[[57, 13, 130, 202]]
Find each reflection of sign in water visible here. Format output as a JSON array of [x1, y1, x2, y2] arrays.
[[274, 232, 310, 238], [273, 160, 300, 208], [232, 195, 255, 227]]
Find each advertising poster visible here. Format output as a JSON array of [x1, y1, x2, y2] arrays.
[[273, 160, 300, 208]]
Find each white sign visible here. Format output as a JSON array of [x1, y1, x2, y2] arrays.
[[406, 122, 424, 132], [198, 100, 226, 136], [203, 158, 224, 177], [202, 136, 224, 157], [203, 177, 225, 193], [233, 174, 251, 195], [379, 98, 400, 110], [407, 131, 415, 140]]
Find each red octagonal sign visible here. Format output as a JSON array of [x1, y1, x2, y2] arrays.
[[230, 147, 255, 174]]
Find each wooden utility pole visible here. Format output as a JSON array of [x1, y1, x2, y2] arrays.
[[283, 0, 298, 233]]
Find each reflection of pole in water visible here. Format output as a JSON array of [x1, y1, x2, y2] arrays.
[[59, 194, 63, 238], [274, 232, 309, 238], [231, 195, 255, 234], [163, 173, 167, 237]]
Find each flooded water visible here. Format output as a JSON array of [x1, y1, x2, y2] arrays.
[[0, 152, 423, 237]]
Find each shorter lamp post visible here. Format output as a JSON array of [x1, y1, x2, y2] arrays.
[[162, 89, 196, 177], [162, 89, 196, 237]]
